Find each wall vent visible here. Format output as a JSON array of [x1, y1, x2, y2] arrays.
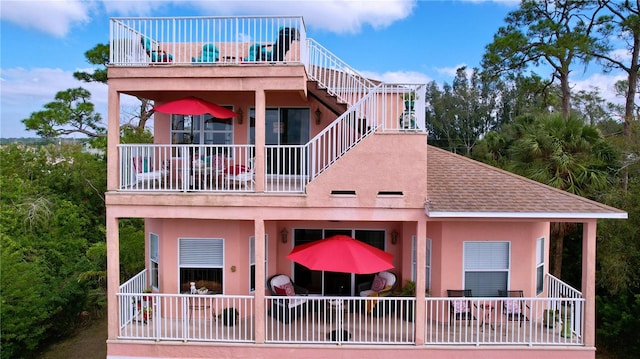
[[377, 191, 404, 196], [331, 190, 356, 195]]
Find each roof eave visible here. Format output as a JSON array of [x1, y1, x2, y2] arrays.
[[426, 209, 628, 220]]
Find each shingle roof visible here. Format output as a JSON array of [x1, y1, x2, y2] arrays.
[[426, 145, 627, 219]]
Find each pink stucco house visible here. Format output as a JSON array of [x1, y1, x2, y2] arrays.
[[105, 16, 627, 359]]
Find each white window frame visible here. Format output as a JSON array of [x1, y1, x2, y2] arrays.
[[170, 113, 234, 146], [249, 235, 268, 292], [149, 232, 159, 290], [178, 238, 224, 293], [463, 241, 510, 297], [536, 237, 545, 295], [411, 235, 432, 292]]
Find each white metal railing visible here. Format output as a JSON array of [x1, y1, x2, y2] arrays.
[[306, 39, 375, 106], [118, 270, 148, 328], [117, 293, 254, 342], [424, 296, 584, 346], [118, 144, 255, 192], [110, 16, 306, 66], [265, 296, 415, 344], [547, 274, 583, 339], [306, 83, 426, 179], [114, 291, 584, 346], [265, 145, 308, 192]]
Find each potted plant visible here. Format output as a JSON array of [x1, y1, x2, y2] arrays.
[[402, 91, 418, 110], [220, 307, 239, 327], [396, 280, 417, 322], [142, 306, 153, 322], [543, 309, 557, 328]]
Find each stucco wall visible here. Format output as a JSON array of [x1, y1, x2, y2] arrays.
[[428, 220, 550, 298]]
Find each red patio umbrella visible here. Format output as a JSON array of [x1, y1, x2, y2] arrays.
[[286, 234, 394, 274], [153, 96, 237, 118]]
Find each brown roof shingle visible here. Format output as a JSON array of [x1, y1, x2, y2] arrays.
[[426, 145, 627, 219]]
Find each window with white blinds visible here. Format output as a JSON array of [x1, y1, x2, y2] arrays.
[[179, 238, 224, 267], [463, 241, 510, 297], [536, 237, 545, 295], [179, 238, 224, 292], [150, 233, 159, 289], [411, 235, 432, 292]]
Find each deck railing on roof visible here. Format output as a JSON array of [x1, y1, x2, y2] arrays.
[[110, 16, 306, 65]]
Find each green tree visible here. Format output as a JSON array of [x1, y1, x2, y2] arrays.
[[590, 0, 639, 140], [426, 67, 498, 154], [22, 87, 105, 138], [74, 43, 155, 136], [474, 113, 618, 277], [482, 0, 608, 119]]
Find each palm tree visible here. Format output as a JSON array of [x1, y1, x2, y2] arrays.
[[505, 114, 618, 277]]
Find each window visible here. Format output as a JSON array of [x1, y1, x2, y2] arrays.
[[411, 236, 432, 292], [464, 241, 510, 297], [249, 236, 268, 292], [536, 237, 545, 295], [249, 108, 310, 145], [179, 238, 224, 293], [171, 113, 233, 145], [150, 233, 159, 290]]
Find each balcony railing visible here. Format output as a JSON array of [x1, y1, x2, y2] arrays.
[[118, 279, 584, 346], [119, 144, 255, 192], [110, 16, 306, 66]]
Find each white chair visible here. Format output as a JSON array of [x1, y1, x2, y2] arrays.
[[358, 271, 397, 297], [225, 158, 255, 189], [132, 157, 168, 189]]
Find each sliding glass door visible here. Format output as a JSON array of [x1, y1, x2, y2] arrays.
[[292, 228, 386, 296]]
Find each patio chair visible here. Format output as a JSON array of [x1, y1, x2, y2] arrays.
[[358, 271, 397, 315], [140, 36, 173, 63], [447, 289, 475, 326], [358, 271, 397, 297], [132, 157, 168, 188], [224, 158, 255, 189], [498, 290, 530, 327], [257, 27, 300, 62], [267, 274, 308, 324], [192, 43, 219, 63]]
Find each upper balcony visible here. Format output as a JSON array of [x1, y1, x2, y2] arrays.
[[109, 16, 428, 195], [110, 16, 307, 67]]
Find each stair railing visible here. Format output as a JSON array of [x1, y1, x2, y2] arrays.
[[306, 84, 382, 179], [306, 39, 376, 107]]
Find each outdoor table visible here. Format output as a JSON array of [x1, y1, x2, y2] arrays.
[[478, 303, 495, 330]]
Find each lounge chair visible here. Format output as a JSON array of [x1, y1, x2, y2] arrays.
[[254, 27, 300, 62], [141, 36, 173, 63], [132, 157, 168, 188], [192, 43, 220, 63], [358, 271, 397, 315]]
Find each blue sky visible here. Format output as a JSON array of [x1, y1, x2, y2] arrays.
[[0, 0, 627, 138]]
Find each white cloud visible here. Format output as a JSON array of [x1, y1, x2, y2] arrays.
[[106, 0, 417, 34], [359, 70, 431, 84], [0, 0, 93, 37], [435, 64, 470, 78], [0, 67, 138, 138], [572, 72, 627, 106]]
